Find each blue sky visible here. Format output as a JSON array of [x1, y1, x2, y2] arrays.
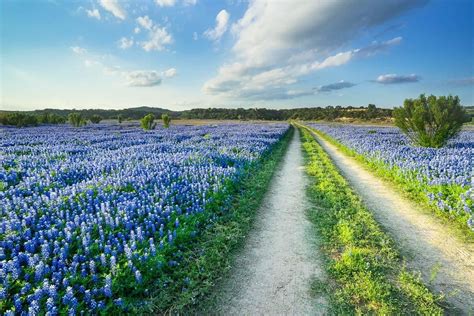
[[1, 0, 472, 110]]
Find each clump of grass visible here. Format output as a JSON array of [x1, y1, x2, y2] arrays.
[[299, 126, 443, 314]]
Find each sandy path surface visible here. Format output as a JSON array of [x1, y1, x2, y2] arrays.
[[209, 129, 327, 315], [310, 130, 474, 313]]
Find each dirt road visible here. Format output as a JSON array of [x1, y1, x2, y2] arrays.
[[209, 129, 327, 315]]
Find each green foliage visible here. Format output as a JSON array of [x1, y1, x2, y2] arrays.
[[0, 113, 38, 127], [162, 113, 171, 128], [117, 114, 124, 124], [140, 113, 156, 130], [37, 112, 66, 124], [394, 94, 470, 148], [0, 112, 66, 126], [299, 126, 443, 314], [68, 112, 87, 127], [89, 114, 102, 124]]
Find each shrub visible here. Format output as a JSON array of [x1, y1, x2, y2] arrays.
[[162, 113, 171, 128], [69, 112, 87, 127], [140, 114, 156, 130], [394, 94, 470, 148], [90, 114, 102, 124], [117, 114, 124, 124], [0, 113, 38, 127]]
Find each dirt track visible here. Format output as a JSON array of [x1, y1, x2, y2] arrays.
[[310, 130, 474, 313], [209, 129, 327, 315]]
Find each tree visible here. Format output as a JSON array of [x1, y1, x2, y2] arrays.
[[366, 104, 377, 119], [140, 114, 156, 130], [69, 112, 86, 127], [162, 113, 171, 128], [90, 114, 102, 124], [394, 94, 470, 148], [117, 114, 124, 124]]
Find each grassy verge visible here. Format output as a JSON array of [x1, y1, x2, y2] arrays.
[[304, 125, 473, 241], [128, 126, 294, 313], [299, 126, 444, 314]]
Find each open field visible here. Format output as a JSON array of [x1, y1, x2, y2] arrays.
[[1, 121, 473, 314]]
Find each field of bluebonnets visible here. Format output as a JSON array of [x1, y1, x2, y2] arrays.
[[308, 123, 474, 230], [0, 122, 288, 315]]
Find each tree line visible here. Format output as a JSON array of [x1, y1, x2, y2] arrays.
[[0, 104, 394, 126]]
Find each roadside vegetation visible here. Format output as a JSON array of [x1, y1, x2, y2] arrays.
[[299, 126, 444, 314], [394, 94, 470, 148], [305, 125, 474, 240]]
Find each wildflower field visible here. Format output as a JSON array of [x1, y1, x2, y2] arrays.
[[307, 124, 474, 232], [0, 123, 289, 314]]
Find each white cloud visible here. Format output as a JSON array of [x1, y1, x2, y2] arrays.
[[98, 0, 126, 20], [203, 0, 424, 100], [126, 70, 162, 87], [163, 68, 177, 78], [375, 73, 420, 84], [155, 0, 196, 7], [204, 10, 230, 41], [134, 27, 141, 34], [156, 0, 176, 7], [136, 15, 153, 30], [193, 32, 198, 41], [70, 46, 176, 87], [71, 46, 87, 55], [86, 8, 101, 20], [118, 37, 134, 49], [141, 26, 173, 52]]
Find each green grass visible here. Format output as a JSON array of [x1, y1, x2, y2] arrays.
[[125, 126, 294, 314], [304, 125, 473, 241], [299, 126, 444, 314]]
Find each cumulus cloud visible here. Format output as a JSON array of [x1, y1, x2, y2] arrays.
[[163, 68, 177, 78], [203, 0, 425, 100], [141, 26, 173, 51], [134, 27, 141, 34], [156, 0, 177, 7], [126, 71, 162, 87], [118, 37, 134, 49], [136, 16, 173, 52], [155, 0, 197, 6], [204, 10, 230, 41], [136, 15, 153, 30], [71, 47, 176, 87], [86, 8, 101, 20], [375, 73, 420, 84], [98, 0, 126, 20], [317, 81, 356, 92]]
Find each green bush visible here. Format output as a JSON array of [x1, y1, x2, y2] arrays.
[[394, 94, 469, 148], [117, 114, 124, 124], [0, 113, 38, 127], [68, 112, 87, 127], [89, 114, 102, 124], [162, 113, 171, 128], [140, 114, 156, 130]]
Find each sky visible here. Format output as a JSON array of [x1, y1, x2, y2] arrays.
[[0, 0, 473, 111]]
